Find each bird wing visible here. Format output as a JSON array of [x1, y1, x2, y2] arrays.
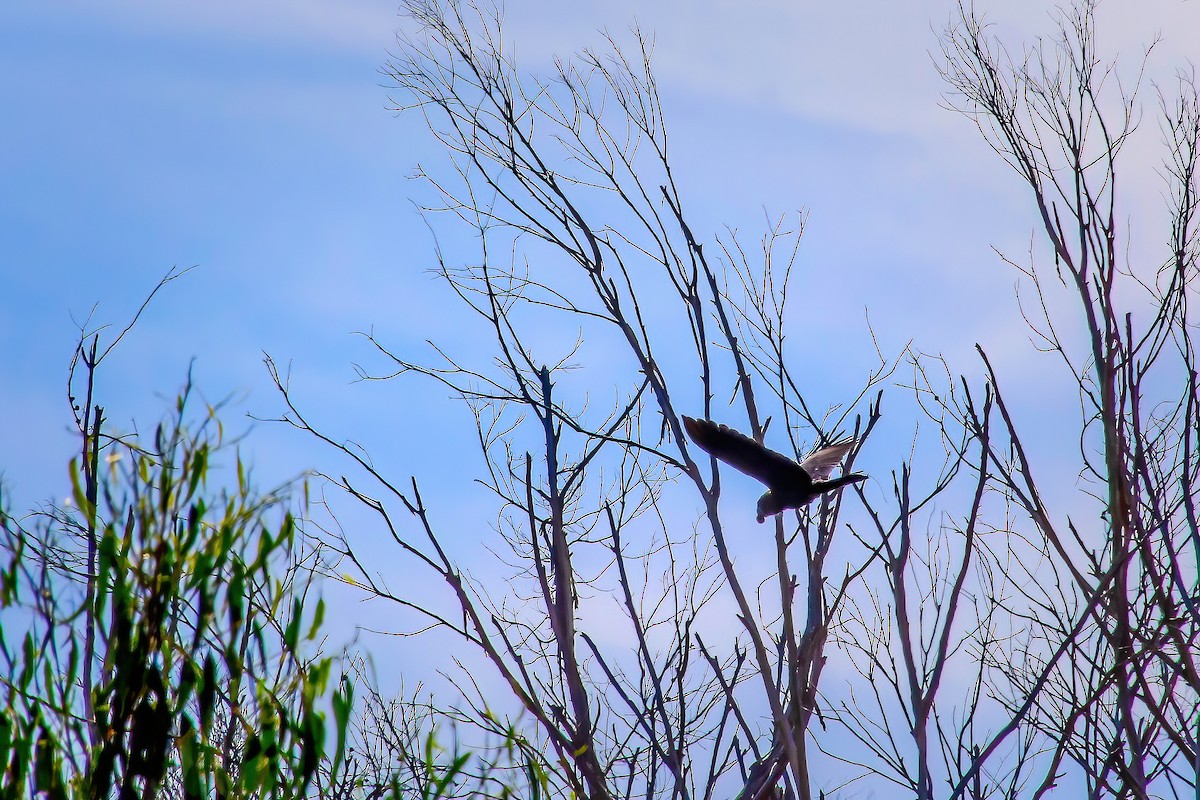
[[798, 439, 856, 481], [683, 416, 806, 487]]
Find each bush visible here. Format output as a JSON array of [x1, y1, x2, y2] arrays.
[[0, 344, 347, 799]]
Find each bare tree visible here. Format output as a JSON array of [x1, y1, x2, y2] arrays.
[[921, 2, 1200, 796], [270, 2, 891, 797], [271, 0, 1199, 798]]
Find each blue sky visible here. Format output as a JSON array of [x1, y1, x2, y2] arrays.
[[3, 0, 1198, 791], [5, 0, 1195, 518]]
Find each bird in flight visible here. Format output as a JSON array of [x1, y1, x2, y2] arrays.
[[683, 416, 866, 523]]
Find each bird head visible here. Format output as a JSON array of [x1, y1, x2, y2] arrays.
[[756, 493, 783, 524]]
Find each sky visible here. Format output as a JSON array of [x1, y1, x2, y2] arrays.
[[3, 0, 1198, 793], [5, 0, 1197, 500]]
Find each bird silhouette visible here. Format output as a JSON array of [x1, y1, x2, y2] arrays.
[[683, 416, 866, 523]]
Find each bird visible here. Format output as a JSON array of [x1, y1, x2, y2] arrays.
[[682, 416, 866, 523]]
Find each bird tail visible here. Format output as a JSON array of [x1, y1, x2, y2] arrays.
[[813, 473, 867, 495]]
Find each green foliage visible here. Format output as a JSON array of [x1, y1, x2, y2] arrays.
[[0, 287, 553, 799], [0, 373, 347, 799]]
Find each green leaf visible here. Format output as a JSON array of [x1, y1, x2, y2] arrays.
[[187, 443, 208, 499], [305, 597, 326, 643], [283, 598, 302, 652], [68, 459, 92, 519], [330, 675, 353, 780], [34, 725, 67, 800]]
